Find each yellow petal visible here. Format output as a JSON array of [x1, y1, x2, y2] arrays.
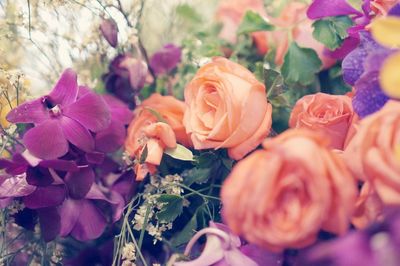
[[371, 17, 400, 48], [380, 52, 400, 99], [395, 144, 400, 162]]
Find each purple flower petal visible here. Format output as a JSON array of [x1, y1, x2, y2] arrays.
[[119, 57, 148, 91], [37, 207, 61, 242], [70, 200, 107, 241], [150, 43, 182, 76], [109, 171, 136, 203], [6, 98, 49, 124], [59, 199, 80, 237], [63, 91, 111, 132], [26, 166, 54, 186], [389, 3, 400, 16], [215, 249, 259, 266], [64, 167, 95, 199], [48, 68, 78, 106], [326, 36, 360, 59], [23, 120, 69, 160], [0, 175, 36, 198], [307, 0, 362, 19], [353, 73, 389, 117], [100, 19, 118, 48], [240, 244, 283, 266], [60, 116, 94, 152], [102, 95, 132, 124], [85, 152, 105, 165], [95, 120, 126, 153], [23, 185, 66, 209], [38, 159, 79, 172]]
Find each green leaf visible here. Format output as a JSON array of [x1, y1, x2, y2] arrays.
[[182, 167, 211, 186], [171, 205, 206, 247], [281, 42, 322, 86], [156, 194, 184, 223], [139, 145, 148, 164], [164, 144, 194, 161], [176, 4, 202, 23], [264, 69, 287, 98], [237, 10, 275, 35], [312, 16, 353, 50]]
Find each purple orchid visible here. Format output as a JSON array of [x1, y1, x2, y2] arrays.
[[173, 222, 282, 266], [307, 0, 376, 58], [300, 208, 400, 266], [6, 69, 111, 160], [102, 54, 148, 106], [100, 18, 118, 48], [150, 43, 182, 76]]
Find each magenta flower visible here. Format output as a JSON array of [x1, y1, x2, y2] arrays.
[[173, 222, 282, 266], [6, 69, 111, 160], [100, 18, 118, 48], [150, 43, 182, 76]]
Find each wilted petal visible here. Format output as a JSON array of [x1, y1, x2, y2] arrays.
[[23, 120, 69, 160], [64, 167, 95, 199], [0, 175, 36, 198], [26, 166, 54, 186], [48, 68, 78, 106], [307, 0, 362, 19], [6, 98, 49, 124], [59, 198, 80, 236], [63, 91, 111, 132], [120, 57, 148, 91], [150, 43, 182, 76], [70, 200, 107, 241], [60, 116, 94, 152], [23, 185, 66, 209], [37, 207, 61, 242], [95, 120, 126, 153], [100, 18, 118, 48]]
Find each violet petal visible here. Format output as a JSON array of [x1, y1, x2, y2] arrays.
[[120, 57, 148, 91], [95, 120, 126, 153], [37, 207, 61, 242], [150, 43, 182, 76], [63, 91, 111, 132], [85, 151, 105, 165], [240, 244, 283, 266], [70, 200, 107, 241], [23, 185, 66, 209], [389, 3, 400, 16], [6, 98, 49, 124], [215, 249, 258, 266], [102, 95, 132, 124], [23, 119, 69, 160], [0, 175, 36, 198], [59, 198, 81, 236], [64, 167, 95, 199], [26, 166, 54, 186], [48, 68, 79, 106], [100, 18, 118, 48], [60, 116, 94, 152], [307, 0, 362, 19], [38, 159, 79, 172]]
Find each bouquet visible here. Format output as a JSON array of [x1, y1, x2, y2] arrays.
[[1, 0, 400, 265]]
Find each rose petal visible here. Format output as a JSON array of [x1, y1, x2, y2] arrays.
[[64, 168, 95, 199], [63, 91, 111, 132], [70, 200, 107, 241], [37, 207, 61, 242], [23, 120, 69, 160], [23, 185, 66, 209], [48, 68, 79, 106], [6, 98, 49, 124], [60, 116, 94, 152]]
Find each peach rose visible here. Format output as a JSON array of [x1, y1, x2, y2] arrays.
[[344, 101, 400, 204], [221, 129, 357, 251], [183, 57, 272, 160], [289, 93, 357, 150], [125, 93, 190, 180], [216, 0, 335, 68], [351, 182, 384, 229]]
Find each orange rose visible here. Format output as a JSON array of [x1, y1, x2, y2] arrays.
[[351, 182, 384, 229], [183, 57, 272, 160], [221, 129, 357, 251], [344, 101, 400, 204], [216, 0, 335, 68], [289, 93, 357, 150], [125, 93, 190, 180]]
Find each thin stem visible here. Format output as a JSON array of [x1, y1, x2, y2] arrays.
[[137, 203, 151, 250]]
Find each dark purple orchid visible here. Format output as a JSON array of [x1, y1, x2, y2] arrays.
[[100, 18, 118, 48], [300, 208, 400, 266], [150, 43, 182, 76], [6, 69, 111, 160], [102, 54, 148, 106], [307, 0, 377, 58], [173, 222, 282, 266]]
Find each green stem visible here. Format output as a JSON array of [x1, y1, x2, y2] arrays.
[[137, 204, 151, 250]]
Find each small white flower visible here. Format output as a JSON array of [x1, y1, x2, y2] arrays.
[[121, 242, 136, 261]]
